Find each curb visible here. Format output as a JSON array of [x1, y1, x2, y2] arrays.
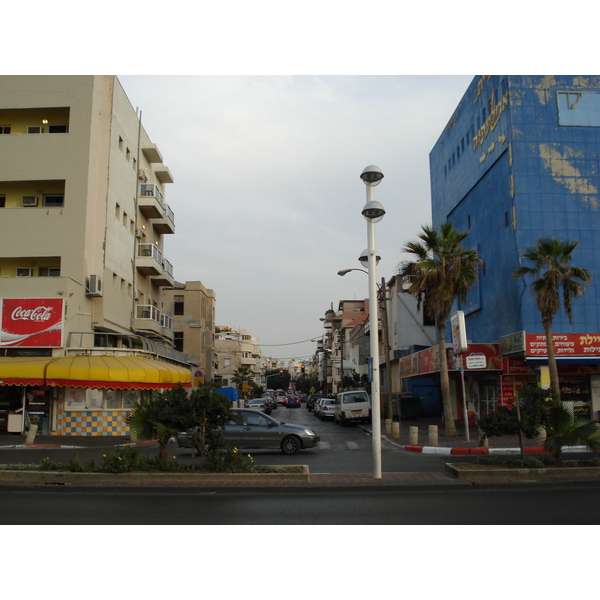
[[400, 444, 586, 455]]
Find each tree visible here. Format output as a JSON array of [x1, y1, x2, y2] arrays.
[[543, 400, 600, 464], [401, 222, 482, 436], [232, 367, 254, 399], [513, 238, 592, 400], [127, 386, 186, 460]]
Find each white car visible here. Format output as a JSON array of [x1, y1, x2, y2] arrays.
[[317, 398, 336, 420]]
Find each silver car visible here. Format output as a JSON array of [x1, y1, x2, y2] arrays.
[[177, 408, 320, 455], [317, 398, 336, 420]]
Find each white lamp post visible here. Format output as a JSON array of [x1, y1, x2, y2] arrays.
[[359, 165, 385, 479]]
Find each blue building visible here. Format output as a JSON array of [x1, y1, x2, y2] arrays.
[[426, 75, 600, 421]]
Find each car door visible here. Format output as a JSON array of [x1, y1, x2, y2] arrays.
[[221, 410, 247, 449], [241, 411, 280, 449]]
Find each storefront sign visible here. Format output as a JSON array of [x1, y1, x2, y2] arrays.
[[525, 333, 600, 357], [0, 298, 64, 347]]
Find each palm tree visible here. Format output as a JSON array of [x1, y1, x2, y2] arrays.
[[232, 366, 254, 399], [543, 400, 600, 464], [401, 222, 482, 436], [513, 238, 592, 400]]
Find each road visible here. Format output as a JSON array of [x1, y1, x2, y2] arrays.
[[2, 485, 600, 525]]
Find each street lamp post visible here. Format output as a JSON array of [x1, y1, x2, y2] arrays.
[[359, 165, 385, 479]]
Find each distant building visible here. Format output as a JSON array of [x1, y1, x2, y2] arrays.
[[215, 327, 261, 388], [162, 281, 216, 382]]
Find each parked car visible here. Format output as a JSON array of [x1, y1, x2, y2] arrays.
[[334, 390, 371, 425], [245, 398, 271, 415], [177, 408, 320, 455], [261, 394, 278, 410], [285, 395, 301, 408], [317, 398, 336, 420], [313, 397, 326, 418], [306, 394, 321, 412]]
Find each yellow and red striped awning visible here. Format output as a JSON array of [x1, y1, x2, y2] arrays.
[[0, 356, 192, 389]]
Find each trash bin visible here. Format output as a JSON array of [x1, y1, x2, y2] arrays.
[[400, 396, 421, 420]]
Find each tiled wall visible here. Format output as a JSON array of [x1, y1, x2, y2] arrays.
[[53, 399, 131, 436]]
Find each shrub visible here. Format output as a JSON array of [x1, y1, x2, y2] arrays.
[[474, 456, 500, 465], [508, 457, 545, 469]]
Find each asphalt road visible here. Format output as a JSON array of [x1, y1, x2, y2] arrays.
[[2, 485, 600, 525]]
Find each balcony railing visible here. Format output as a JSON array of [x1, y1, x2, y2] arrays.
[[137, 243, 163, 263], [140, 183, 164, 207]]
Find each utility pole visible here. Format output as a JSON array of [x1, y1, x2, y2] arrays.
[[380, 277, 394, 422]]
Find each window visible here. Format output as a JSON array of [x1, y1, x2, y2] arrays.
[[48, 124, 68, 133], [174, 331, 184, 352], [16, 268, 31, 277], [174, 295, 184, 315], [0, 196, 5, 207], [27, 126, 42, 134], [0, 126, 10, 134], [44, 194, 64, 207], [106, 389, 138, 410], [39, 267, 60, 277], [557, 91, 600, 126]]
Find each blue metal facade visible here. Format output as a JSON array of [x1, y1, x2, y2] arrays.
[[430, 75, 600, 344]]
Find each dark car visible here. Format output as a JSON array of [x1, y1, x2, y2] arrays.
[[285, 396, 301, 408], [177, 408, 320, 455], [306, 394, 321, 412]]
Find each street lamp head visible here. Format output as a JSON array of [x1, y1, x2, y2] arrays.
[[361, 200, 385, 222], [360, 165, 384, 187], [358, 248, 381, 269], [337, 269, 352, 276]]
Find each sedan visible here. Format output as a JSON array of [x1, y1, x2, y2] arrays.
[[317, 398, 336, 420], [285, 396, 301, 408], [245, 399, 271, 415], [177, 408, 320, 455]]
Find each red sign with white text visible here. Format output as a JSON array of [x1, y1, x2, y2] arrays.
[[0, 298, 64, 347], [526, 333, 600, 357]]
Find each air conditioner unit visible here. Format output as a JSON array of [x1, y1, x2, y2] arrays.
[[138, 168, 148, 181], [87, 274, 103, 297], [135, 228, 145, 239], [22, 196, 38, 206]]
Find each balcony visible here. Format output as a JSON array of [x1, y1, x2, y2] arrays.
[[136, 243, 163, 276], [150, 257, 175, 287], [152, 203, 175, 235], [138, 183, 164, 219], [133, 304, 163, 336]]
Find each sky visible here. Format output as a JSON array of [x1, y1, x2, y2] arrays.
[[118, 74, 474, 363]]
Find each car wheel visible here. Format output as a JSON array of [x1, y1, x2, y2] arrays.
[[281, 435, 301, 455]]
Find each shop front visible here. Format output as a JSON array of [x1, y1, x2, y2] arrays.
[[399, 343, 502, 423], [500, 331, 600, 420]]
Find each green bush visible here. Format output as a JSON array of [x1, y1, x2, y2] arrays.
[[508, 457, 545, 469], [474, 456, 500, 465]]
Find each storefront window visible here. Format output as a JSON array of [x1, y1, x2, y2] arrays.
[[106, 389, 139, 409]]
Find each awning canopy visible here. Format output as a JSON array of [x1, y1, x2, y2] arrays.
[[0, 356, 192, 389], [0, 356, 54, 386]]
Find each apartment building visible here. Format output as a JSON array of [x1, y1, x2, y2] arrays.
[[0, 76, 192, 436], [162, 281, 216, 382], [215, 327, 262, 387]]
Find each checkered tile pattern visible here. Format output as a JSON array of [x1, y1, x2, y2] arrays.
[[54, 400, 130, 436]]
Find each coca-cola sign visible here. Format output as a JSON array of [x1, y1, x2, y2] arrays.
[[1, 298, 64, 347]]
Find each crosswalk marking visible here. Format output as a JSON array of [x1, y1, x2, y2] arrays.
[[346, 441, 359, 450]]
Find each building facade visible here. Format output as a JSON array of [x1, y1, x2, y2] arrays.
[[214, 327, 262, 388], [162, 281, 216, 382], [0, 76, 192, 436], [422, 75, 600, 422]]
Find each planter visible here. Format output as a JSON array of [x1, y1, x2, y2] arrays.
[[0, 465, 310, 486], [446, 462, 600, 482]]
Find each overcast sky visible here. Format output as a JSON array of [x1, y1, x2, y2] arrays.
[[118, 75, 474, 363]]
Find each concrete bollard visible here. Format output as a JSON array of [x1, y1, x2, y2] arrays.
[[385, 419, 392, 435], [409, 426, 418, 445], [428, 425, 438, 447], [392, 422, 400, 439]]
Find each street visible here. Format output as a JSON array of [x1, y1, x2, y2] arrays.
[[2, 484, 600, 525]]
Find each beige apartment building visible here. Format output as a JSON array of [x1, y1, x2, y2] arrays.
[[0, 76, 193, 436], [215, 327, 262, 388], [162, 281, 216, 382]]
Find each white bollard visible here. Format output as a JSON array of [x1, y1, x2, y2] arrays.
[[428, 425, 438, 447], [409, 426, 418, 445], [392, 422, 400, 439], [385, 419, 392, 435]]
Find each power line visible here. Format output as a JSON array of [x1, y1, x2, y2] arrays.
[[260, 335, 321, 347]]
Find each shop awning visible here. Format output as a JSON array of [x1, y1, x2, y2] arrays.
[[45, 356, 192, 389], [0, 356, 54, 386]]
